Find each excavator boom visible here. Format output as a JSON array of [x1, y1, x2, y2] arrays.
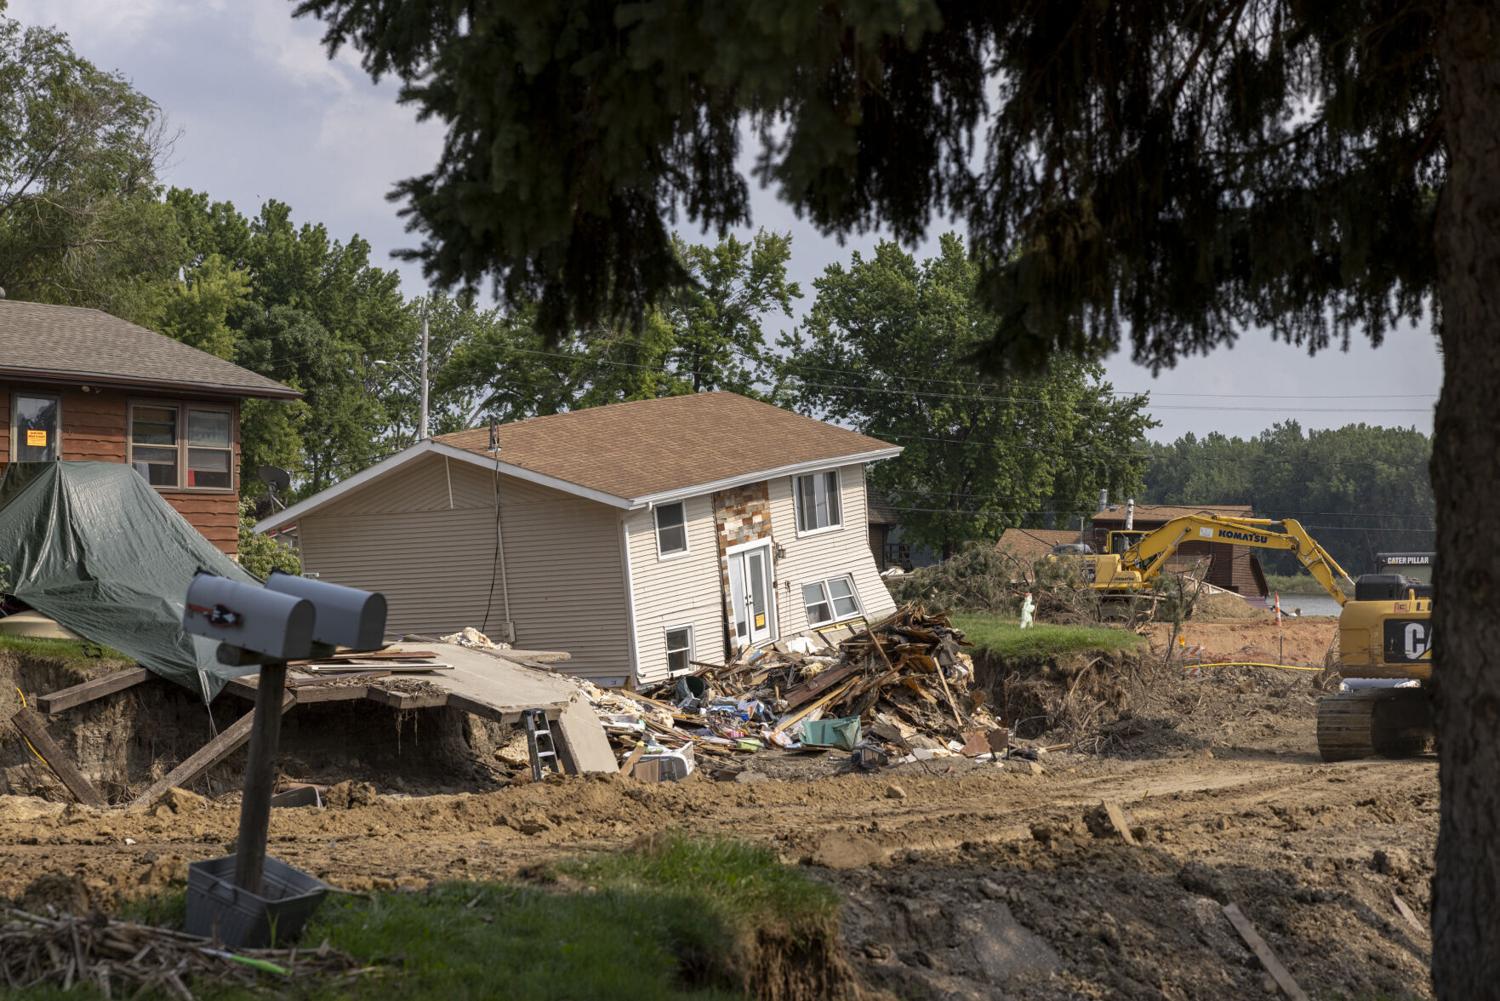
[[1088, 513, 1354, 604]]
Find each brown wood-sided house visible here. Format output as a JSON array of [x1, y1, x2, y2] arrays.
[[0, 299, 300, 554]]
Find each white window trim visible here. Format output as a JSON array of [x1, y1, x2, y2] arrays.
[[653, 501, 691, 560], [802, 574, 862, 628], [664, 623, 695, 677], [793, 469, 844, 539]]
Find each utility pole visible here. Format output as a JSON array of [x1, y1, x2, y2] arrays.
[[418, 301, 430, 440]]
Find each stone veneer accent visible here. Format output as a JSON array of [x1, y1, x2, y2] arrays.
[[711, 481, 775, 650]]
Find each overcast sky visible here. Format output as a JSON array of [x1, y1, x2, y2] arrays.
[[11, 0, 1444, 442]]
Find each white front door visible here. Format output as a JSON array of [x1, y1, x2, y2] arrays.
[[727, 541, 775, 647]]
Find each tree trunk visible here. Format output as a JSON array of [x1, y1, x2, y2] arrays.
[[1432, 3, 1500, 996]]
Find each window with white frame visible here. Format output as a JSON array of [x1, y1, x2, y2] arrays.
[[665, 625, 694, 675], [655, 501, 687, 555], [129, 402, 234, 490], [802, 574, 861, 626], [794, 470, 842, 533]]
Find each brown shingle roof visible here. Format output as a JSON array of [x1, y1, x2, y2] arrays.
[[1092, 503, 1254, 524], [0, 299, 298, 399], [996, 527, 1085, 561], [437, 392, 899, 502]]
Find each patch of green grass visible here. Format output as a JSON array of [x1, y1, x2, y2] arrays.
[[0, 634, 129, 665], [1262, 573, 1331, 595], [4, 838, 836, 1001], [951, 612, 1144, 659]]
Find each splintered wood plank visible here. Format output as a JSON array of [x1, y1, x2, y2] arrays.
[[1222, 903, 1309, 1001], [35, 667, 153, 713], [130, 691, 296, 808], [9, 709, 106, 807]]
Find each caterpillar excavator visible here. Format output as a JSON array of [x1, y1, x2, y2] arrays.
[[1065, 513, 1435, 762], [1315, 573, 1434, 762]]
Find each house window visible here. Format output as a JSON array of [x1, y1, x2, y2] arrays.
[[655, 501, 687, 555], [129, 403, 233, 490], [185, 408, 233, 488], [11, 393, 60, 462], [794, 470, 842, 533], [802, 574, 861, 626], [665, 625, 694, 675]]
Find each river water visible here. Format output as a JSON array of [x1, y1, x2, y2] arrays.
[[1259, 593, 1344, 618]]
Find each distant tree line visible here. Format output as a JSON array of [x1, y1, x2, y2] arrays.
[[1140, 422, 1435, 577]]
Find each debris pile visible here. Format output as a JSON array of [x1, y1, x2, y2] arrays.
[[0, 904, 361, 996], [591, 605, 1022, 778]]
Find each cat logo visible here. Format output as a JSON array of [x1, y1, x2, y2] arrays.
[[1384, 619, 1434, 662]]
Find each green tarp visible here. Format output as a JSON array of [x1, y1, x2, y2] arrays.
[[0, 461, 256, 701]]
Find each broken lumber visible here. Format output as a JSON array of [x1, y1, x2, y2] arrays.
[[130, 691, 296, 808], [34, 667, 153, 714], [9, 709, 105, 807], [1392, 893, 1426, 936], [1101, 801, 1138, 845], [1222, 902, 1309, 1001]]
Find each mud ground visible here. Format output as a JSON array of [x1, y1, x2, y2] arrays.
[[0, 615, 1435, 1000]]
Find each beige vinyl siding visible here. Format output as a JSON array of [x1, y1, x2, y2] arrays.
[[769, 463, 896, 637], [626, 495, 726, 686], [297, 453, 633, 681]]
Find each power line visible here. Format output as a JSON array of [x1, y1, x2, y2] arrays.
[[503, 347, 1434, 414]]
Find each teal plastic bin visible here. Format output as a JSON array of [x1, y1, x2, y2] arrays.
[[800, 716, 862, 751]]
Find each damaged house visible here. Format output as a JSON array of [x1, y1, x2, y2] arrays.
[[256, 392, 901, 687]]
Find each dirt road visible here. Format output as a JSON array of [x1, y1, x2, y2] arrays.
[[0, 702, 1436, 999]]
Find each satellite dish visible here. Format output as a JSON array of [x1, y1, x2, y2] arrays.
[[258, 466, 292, 492], [257, 465, 292, 510]]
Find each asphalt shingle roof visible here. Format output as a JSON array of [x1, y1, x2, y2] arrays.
[[0, 299, 298, 399], [437, 392, 899, 501]]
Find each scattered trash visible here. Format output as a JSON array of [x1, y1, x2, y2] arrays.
[[439, 626, 511, 651]]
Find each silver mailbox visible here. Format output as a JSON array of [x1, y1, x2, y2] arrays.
[[184, 574, 315, 661], [265, 571, 387, 651]]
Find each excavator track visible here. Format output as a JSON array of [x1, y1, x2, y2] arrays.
[[1316, 688, 1434, 762]]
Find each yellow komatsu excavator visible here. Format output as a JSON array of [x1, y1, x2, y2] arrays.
[[1077, 513, 1355, 604], [1061, 512, 1433, 762]]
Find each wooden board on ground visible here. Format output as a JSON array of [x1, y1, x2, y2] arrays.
[[1101, 801, 1138, 845], [9, 708, 106, 807], [1392, 893, 1426, 936], [1222, 902, 1309, 1001], [34, 667, 153, 714], [130, 691, 296, 808]]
